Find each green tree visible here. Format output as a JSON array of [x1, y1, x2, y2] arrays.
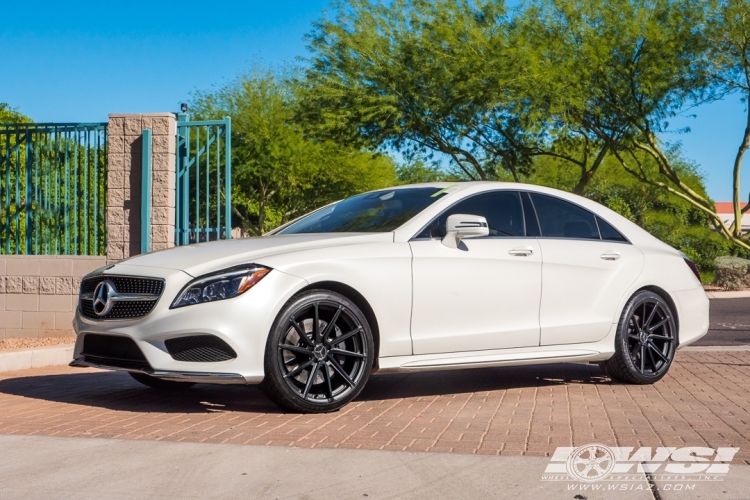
[[302, 0, 546, 181], [707, 0, 750, 239], [190, 68, 396, 235], [523, 0, 750, 250], [0, 103, 30, 123]]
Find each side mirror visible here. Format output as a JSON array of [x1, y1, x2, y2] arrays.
[[442, 214, 489, 248]]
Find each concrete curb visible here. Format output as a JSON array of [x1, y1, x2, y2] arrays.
[[0, 344, 74, 373], [706, 290, 750, 299]]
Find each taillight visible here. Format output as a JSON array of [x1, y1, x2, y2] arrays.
[[684, 258, 701, 282]]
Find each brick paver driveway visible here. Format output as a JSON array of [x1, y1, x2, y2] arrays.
[[0, 350, 748, 463]]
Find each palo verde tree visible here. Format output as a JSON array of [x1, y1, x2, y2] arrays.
[[707, 0, 750, 240], [190, 67, 396, 235], [302, 0, 545, 182], [524, 0, 750, 250]]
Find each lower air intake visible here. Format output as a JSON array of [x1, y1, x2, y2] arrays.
[[165, 335, 237, 363], [82, 334, 150, 370]]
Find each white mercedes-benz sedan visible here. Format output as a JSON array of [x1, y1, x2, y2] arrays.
[[71, 182, 709, 412]]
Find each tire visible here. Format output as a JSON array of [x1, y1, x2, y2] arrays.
[[129, 372, 195, 390], [261, 289, 375, 413], [602, 290, 677, 384]]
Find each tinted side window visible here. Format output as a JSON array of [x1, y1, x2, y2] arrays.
[[417, 191, 525, 238], [530, 193, 600, 240], [596, 216, 628, 242]]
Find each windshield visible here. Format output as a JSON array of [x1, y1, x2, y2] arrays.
[[278, 187, 448, 234]]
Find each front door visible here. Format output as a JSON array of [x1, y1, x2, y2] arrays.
[[409, 191, 542, 355]]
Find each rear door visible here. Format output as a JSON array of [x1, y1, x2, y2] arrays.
[[409, 191, 543, 354], [527, 192, 644, 346]]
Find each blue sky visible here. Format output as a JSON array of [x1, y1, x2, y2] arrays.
[[1, 0, 747, 201]]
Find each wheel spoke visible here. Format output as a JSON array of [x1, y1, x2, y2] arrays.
[[647, 316, 670, 332], [289, 318, 313, 347], [330, 348, 366, 359], [644, 302, 659, 330], [640, 345, 645, 373], [648, 341, 669, 363], [628, 333, 641, 341], [649, 334, 674, 342], [647, 344, 658, 372], [329, 327, 362, 347], [284, 358, 315, 379], [302, 361, 321, 399], [642, 302, 648, 323], [313, 303, 321, 343], [629, 341, 640, 357], [328, 356, 355, 387], [278, 344, 314, 357], [322, 305, 343, 343], [323, 362, 334, 400]]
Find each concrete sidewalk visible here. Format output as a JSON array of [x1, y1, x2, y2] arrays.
[[0, 434, 746, 500], [0, 344, 73, 373]]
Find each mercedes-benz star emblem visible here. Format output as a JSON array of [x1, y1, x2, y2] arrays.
[[92, 280, 116, 317]]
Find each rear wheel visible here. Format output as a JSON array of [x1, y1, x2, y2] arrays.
[[129, 372, 195, 390], [602, 290, 677, 384], [262, 290, 374, 413]]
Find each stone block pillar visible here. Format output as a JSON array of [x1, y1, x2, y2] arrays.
[[106, 113, 176, 262]]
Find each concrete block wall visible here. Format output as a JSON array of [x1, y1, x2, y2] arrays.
[[0, 112, 177, 340], [0, 256, 106, 339]]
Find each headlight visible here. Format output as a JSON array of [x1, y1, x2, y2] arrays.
[[171, 265, 270, 309]]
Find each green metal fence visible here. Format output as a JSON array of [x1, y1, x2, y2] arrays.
[[176, 115, 232, 245], [0, 122, 107, 255]]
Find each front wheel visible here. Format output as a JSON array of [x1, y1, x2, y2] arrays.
[[602, 290, 677, 384], [261, 290, 374, 413]]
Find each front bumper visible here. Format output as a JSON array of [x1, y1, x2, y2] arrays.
[[69, 357, 247, 384], [71, 263, 307, 384]]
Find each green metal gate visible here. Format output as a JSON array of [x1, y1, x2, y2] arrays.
[[175, 115, 232, 245], [0, 122, 107, 255]]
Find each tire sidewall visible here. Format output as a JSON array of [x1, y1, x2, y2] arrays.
[[263, 289, 375, 413]]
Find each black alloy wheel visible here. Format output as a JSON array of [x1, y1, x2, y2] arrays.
[[262, 290, 374, 413], [601, 290, 677, 384]]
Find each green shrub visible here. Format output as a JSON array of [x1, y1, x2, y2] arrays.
[[714, 256, 750, 290]]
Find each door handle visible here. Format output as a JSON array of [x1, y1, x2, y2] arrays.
[[509, 247, 534, 256], [601, 252, 621, 261]]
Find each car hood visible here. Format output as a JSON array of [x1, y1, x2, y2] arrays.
[[111, 233, 394, 277]]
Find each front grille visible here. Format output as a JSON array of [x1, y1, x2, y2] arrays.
[[165, 335, 237, 362], [81, 276, 164, 295], [79, 275, 164, 320], [82, 333, 151, 370], [80, 300, 159, 320]]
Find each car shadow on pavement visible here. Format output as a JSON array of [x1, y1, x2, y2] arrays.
[[0, 370, 283, 414], [0, 362, 609, 415]]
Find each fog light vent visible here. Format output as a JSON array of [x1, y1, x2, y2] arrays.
[[165, 335, 237, 362]]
